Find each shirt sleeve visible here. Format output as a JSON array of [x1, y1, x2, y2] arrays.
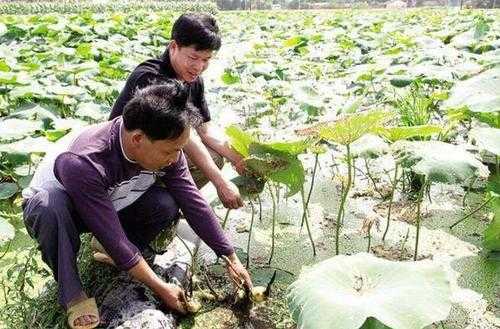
[[54, 152, 141, 270], [161, 151, 233, 256]]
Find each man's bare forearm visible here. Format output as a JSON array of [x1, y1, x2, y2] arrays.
[[197, 123, 243, 165], [184, 134, 226, 187], [128, 257, 165, 292]]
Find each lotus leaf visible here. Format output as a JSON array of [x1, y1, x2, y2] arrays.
[[444, 68, 500, 113], [287, 253, 451, 329], [351, 134, 389, 159], [319, 110, 392, 145], [469, 127, 500, 156], [0, 182, 18, 199], [392, 141, 489, 184], [0, 217, 14, 246], [376, 125, 443, 142]]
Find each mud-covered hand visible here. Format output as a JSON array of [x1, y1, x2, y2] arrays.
[[223, 253, 253, 290], [157, 282, 188, 314], [216, 179, 244, 209]]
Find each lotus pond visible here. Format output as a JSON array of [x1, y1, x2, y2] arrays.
[[0, 7, 499, 329]]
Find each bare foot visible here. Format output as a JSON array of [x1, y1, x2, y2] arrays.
[[93, 251, 116, 266], [67, 294, 99, 327]]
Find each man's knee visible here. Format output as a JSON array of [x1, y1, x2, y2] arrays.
[[23, 187, 73, 239], [141, 186, 180, 223]]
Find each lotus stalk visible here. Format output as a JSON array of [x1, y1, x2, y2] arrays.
[[335, 144, 353, 255], [363, 158, 383, 197], [246, 199, 255, 268], [222, 209, 231, 230], [300, 186, 317, 256], [414, 178, 428, 261], [268, 182, 277, 264], [300, 152, 319, 229], [382, 164, 399, 241], [450, 195, 495, 229]]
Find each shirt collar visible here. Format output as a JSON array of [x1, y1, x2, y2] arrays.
[[118, 119, 138, 164]]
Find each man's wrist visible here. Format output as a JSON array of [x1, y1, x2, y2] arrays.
[[212, 174, 229, 190]]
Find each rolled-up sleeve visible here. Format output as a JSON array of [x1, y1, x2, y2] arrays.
[[161, 151, 234, 257], [54, 152, 141, 270]]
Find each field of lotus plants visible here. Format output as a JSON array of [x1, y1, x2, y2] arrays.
[[0, 6, 499, 329]]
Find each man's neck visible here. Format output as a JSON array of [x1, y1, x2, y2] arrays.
[[168, 47, 182, 81], [119, 122, 137, 164]]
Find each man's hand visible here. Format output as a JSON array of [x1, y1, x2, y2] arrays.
[[223, 253, 253, 290], [157, 282, 188, 314], [216, 179, 244, 209]]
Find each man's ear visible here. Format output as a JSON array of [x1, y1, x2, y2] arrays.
[[130, 130, 146, 147], [170, 40, 178, 51]]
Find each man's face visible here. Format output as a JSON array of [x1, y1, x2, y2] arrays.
[[133, 127, 190, 171], [170, 41, 213, 82]]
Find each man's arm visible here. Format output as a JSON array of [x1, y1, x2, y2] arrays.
[[184, 132, 243, 209], [196, 122, 246, 174], [55, 153, 187, 313], [162, 152, 253, 289]]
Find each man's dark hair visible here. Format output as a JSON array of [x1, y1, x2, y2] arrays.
[[123, 82, 201, 141], [171, 13, 221, 51]]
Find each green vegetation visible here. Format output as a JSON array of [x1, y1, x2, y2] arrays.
[[1, 5, 499, 329]]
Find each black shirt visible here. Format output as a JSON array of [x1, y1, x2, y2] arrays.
[[109, 45, 211, 123]]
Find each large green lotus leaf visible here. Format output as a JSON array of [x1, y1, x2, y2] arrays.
[[483, 200, 500, 251], [0, 182, 18, 199], [0, 217, 15, 246], [0, 71, 29, 85], [221, 68, 240, 85], [0, 118, 43, 141], [263, 139, 312, 156], [9, 103, 58, 123], [231, 175, 266, 197], [267, 157, 304, 196], [376, 125, 443, 142], [225, 125, 255, 158], [469, 127, 500, 156], [351, 134, 389, 159], [450, 30, 478, 49], [443, 68, 500, 113], [47, 85, 86, 97], [75, 102, 109, 122], [246, 143, 305, 196], [0, 136, 57, 155], [293, 83, 324, 113], [8, 82, 49, 100], [392, 141, 489, 184], [319, 110, 393, 145], [287, 253, 451, 329]]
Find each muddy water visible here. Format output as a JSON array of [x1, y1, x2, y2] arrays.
[[186, 151, 499, 329]]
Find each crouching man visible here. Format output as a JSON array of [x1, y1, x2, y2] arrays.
[[22, 82, 252, 329]]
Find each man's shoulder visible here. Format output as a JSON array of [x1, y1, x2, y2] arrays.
[[64, 119, 122, 174]]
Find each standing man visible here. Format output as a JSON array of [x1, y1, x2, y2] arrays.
[[23, 83, 252, 329], [110, 13, 245, 209]]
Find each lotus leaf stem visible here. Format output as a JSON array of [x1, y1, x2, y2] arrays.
[[246, 199, 255, 269], [382, 165, 399, 241], [222, 209, 231, 229], [414, 179, 428, 261], [450, 195, 495, 230], [463, 176, 478, 207], [363, 158, 383, 198], [335, 144, 352, 255], [267, 183, 277, 265]]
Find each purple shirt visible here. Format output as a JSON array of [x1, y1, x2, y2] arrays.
[[30, 117, 233, 270]]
